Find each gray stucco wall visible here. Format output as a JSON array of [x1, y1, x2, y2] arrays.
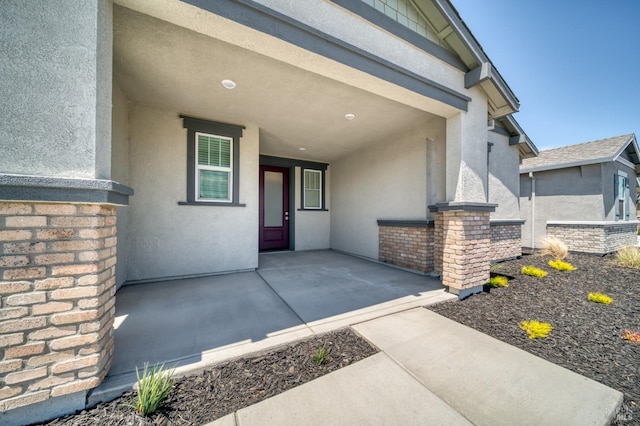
[[0, 0, 112, 179], [126, 104, 259, 282], [488, 131, 521, 220], [294, 167, 330, 251], [330, 118, 440, 260], [112, 80, 130, 288], [520, 164, 605, 248], [602, 161, 637, 221]]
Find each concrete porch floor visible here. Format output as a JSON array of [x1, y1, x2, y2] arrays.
[[90, 250, 454, 405]]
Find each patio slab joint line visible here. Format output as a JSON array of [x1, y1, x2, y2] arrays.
[[255, 269, 311, 333]]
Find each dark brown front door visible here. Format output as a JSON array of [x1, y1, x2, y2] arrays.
[[259, 166, 289, 251]]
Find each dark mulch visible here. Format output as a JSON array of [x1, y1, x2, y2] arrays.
[[41, 329, 378, 426], [428, 252, 640, 425]]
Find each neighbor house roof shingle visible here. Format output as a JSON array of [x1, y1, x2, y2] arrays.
[[520, 134, 638, 173]]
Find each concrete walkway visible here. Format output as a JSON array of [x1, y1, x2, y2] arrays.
[[90, 250, 453, 405], [209, 308, 623, 426]]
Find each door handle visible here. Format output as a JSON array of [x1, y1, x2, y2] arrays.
[[284, 211, 289, 221]]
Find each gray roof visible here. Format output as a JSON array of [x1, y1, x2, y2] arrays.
[[520, 134, 639, 173]]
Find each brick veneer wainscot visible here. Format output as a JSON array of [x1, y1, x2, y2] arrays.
[[379, 225, 434, 272], [490, 223, 522, 261], [0, 202, 116, 411], [547, 222, 638, 254]]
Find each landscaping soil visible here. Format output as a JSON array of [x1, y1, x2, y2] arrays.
[[40, 253, 639, 425], [41, 329, 378, 426], [429, 252, 640, 425]]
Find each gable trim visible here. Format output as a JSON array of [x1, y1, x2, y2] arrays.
[[182, 0, 471, 111], [616, 157, 636, 170], [330, 0, 467, 71]]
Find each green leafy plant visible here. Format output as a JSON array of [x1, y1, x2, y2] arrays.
[[615, 246, 640, 268], [622, 329, 640, 343], [519, 320, 553, 339], [486, 275, 508, 288], [539, 236, 568, 260], [588, 292, 613, 304], [133, 363, 175, 415], [548, 259, 576, 271], [521, 266, 548, 278], [312, 345, 328, 366]]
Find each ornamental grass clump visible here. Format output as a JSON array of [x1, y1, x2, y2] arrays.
[[133, 363, 175, 416], [519, 320, 553, 339], [521, 266, 547, 278], [548, 259, 576, 271], [615, 246, 640, 268], [622, 329, 640, 343], [539, 236, 568, 260], [486, 275, 509, 288], [312, 345, 328, 366], [588, 292, 613, 305]]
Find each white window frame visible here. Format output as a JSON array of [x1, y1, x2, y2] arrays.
[[616, 170, 629, 221], [303, 169, 322, 210], [195, 132, 233, 203]]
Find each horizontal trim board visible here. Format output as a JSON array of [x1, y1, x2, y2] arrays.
[[0, 174, 133, 205], [180, 115, 245, 137], [377, 219, 434, 227], [182, 0, 470, 111], [490, 220, 525, 226], [298, 208, 329, 212], [428, 201, 497, 212], [547, 220, 640, 226], [260, 155, 328, 171], [330, 0, 466, 71], [178, 201, 246, 207]]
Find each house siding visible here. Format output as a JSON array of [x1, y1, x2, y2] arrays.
[[125, 104, 259, 282], [330, 118, 442, 260]]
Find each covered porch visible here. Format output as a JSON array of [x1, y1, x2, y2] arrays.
[[91, 250, 453, 404]]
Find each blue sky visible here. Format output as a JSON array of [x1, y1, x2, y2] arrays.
[[451, 0, 639, 151]]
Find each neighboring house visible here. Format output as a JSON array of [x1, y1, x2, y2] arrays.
[[520, 134, 640, 254], [0, 0, 535, 421]]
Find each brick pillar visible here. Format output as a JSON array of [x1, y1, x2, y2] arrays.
[[0, 202, 116, 411], [430, 203, 495, 299]]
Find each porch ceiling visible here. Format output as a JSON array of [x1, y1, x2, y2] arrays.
[[113, 5, 439, 163]]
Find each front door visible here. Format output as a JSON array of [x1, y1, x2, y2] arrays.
[[259, 166, 289, 250]]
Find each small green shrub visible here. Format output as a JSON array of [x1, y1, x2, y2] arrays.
[[134, 363, 174, 415], [486, 275, 508, 288], [489, 262, 505, 273], [539, 236, 568, 260], [588, 292, 613, 304], [519, 320, 553, 339], [312, 345, 328, 366], [615, 246, 640, 268], [548, 259, 576, 271], [521, 266, 547, 278]]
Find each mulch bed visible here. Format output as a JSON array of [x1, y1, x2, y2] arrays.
[[428, 252, 640, 425], [41, 329, 378, 426]]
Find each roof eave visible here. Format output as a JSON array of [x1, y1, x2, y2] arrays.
[[520, 157, 613, 174]]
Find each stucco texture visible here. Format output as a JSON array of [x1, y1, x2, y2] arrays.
[[294, 167, 330, 251], [112, 80, 130, 288], [0, 0, 112, 179], [488, 131, 521, 220], [519, 162, 639, 248], [330, 119, 437, 260], [125, 104, 259, 281]]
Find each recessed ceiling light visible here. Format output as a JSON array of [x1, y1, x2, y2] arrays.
[[299, 147, 306, 151], [345, 113, 356, 120], [221, 79, 236, 89]]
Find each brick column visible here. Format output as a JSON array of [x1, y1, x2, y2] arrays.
[[429, 203, 495, 299], [0, 202, 116, 411]]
